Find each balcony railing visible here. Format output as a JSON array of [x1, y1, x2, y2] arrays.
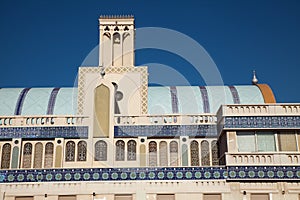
[[218, 104, 300, 118], [0, 115, 89, 127], [226, 152, 300, 166], [114, 114, 217, 125]]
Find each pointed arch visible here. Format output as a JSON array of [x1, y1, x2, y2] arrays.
[[1, 143, 11, 169], [44, 142, 54, 167], [77, 141, 87, 161], [211, 140, 219, 166], [149, 141, 157, 167], [34, 142, 43, 168], [65, 141, 75, 162], [159, 141, 168, 166], [94, 84, 110, 137], [116, 140, 125, 161], [23, 142, 32, 168], [201, 140, 210, 166], [113, 32, 122, 66], [170, 141, 178, 166], [190, 140, 199, 166], [127, 140, 136, 161], [95, 140, 107, 161]]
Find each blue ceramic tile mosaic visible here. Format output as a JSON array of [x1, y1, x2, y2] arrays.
[[224, 116, 300, 129], [114, 125, 217, 138], [0, 126, 88, 139]]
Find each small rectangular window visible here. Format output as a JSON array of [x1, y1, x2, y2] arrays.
[[203, 194, 221, 200], [58, 195, 76, 200], [15, 197, 34, 200], [114, 194, 132, 200], [157, 194, 175, 200], [251, 193, 269, 200], [237, 132, 255, 152]]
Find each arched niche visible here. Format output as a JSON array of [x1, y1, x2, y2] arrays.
[[94, 84, 110, 137]]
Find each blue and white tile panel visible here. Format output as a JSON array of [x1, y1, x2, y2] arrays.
[[223, 116, 300, 129], [0, 126, 88, 139], [0, 166, 299, 183], [114, 125, 218, 137]]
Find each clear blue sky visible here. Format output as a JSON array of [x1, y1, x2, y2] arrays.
[[0, 0, 299, 103]]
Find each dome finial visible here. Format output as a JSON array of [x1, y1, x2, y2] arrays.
[[252, 70, 258, 85]]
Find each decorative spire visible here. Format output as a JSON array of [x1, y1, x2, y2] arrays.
[[252, 70, 258, 85]]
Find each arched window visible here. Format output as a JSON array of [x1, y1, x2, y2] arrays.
[[127, 140, 136, 161], [159, 141, 168, 166], [149, 141, 157, 167], [77, 141, 87, 161], [1, 143, 11, 169], [11, 146, 19, 169], [23, 143, 32, 168], [95, 140, 107, 161], [201, 140, 210, 166], [169, 141, 178, 166], [44, 142, 54, 168], [211, 140, 219, 166], [190, 140, 199, 166], [116, 140, 125, 161], [65, 141, 75, 162], [34, 142, 43, 168]]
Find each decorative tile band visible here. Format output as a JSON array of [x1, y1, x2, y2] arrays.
[[199, 86, 210, 113], [0, 166, 299, 183], [170, 86, 179, 114], [0, 167, 227, 183], [227, 166, 300, 180], [14, 88, 31, 115], [47, 87, 60, 115], [223, 116, 300, 129], [114, 125, 217, 137], [228, 86, 240, 104], [0, 126, 88, 139]]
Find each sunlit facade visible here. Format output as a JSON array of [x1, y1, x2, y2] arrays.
[[0, 15, 300, 200]]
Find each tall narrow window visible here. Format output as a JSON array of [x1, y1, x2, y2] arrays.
[[116, 140, 125, 161], [182, 144, 188, 166], [44, 142, 54, 168], [23, 143, 32, 168], [1, 143, 11, 169], [169, 141, 178, 166], [65, 141, 75, 162], [190, 140, 199, 166], [211, 140, 219, 166], [95, 140, 107, 161], [201, 140, 210, 166], [34, 142, 43, 168], [149, 141, 157, 166], [11, 146, 19, 168], [159, 141, 168, 166], [77, 141, 87, 161], [127, 140, 136, 161]]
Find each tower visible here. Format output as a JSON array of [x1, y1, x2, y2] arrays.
[[99, 15, 135, 67]]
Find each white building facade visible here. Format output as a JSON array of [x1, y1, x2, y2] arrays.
[[0, 15, 300, 200]]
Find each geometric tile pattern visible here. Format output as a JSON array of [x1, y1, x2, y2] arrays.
[[0, 167, 226, 183], [114, 125, 217, 137], [223, 116, 300, 129], [77, 66, 148, 115], [227, 166, 300, 180], [1, 166, 299, 183], [0, 126, 88, 139]]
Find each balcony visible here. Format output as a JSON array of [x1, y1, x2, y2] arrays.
[[226, 152, 300, 166]]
